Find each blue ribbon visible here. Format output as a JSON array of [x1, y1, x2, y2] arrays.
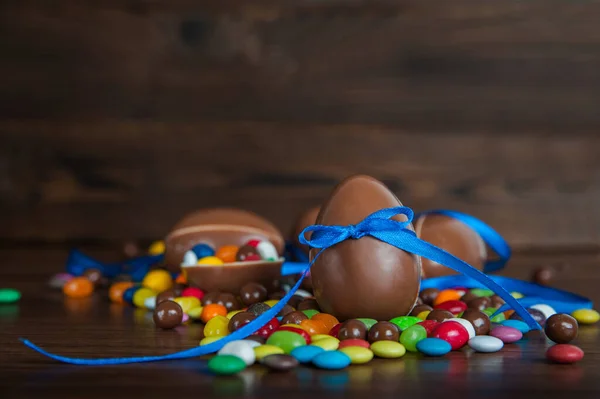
[[414, 210, 511, 273], [21, 205, 545, 365]]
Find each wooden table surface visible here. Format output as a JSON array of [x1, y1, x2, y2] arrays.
[[1, 247, 599, 398]]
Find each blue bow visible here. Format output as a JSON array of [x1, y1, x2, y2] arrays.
[[21, 205, 543, 366]]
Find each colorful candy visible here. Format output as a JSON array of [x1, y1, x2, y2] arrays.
[[489, 326, 523, 344], [218, 341, 256, 366], [197, 256, 224, 266], [204, 315, 230, 337], [311, 337, 340, 351], [312, 351, 351, 370], [254, 344, 285, 361], [468, 336, 504, 353], [214, 245, 239, 263], [201, 304, 228, 323], [208, 355, 246, 375], [546, 344, 584, 364], [571, 308, 599, 325], [142, 270, 172, 293], [109, 282, 134, 304], [63, 277, 94, 298], [0, 288, 21, 304], [266, 331, 307, 354], [399, 324, 428, 352], [416, 338, 452, 356], [339, 346, 374, 364], [370, 341, 406, 358], [389, 316, 421, 331], [431, 321, 469, 350], [291, 345, 325, 363]]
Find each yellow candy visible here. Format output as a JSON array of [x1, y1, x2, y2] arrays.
[[340, 346, 374, 364], [142, 269, 173, 293], [311, 334, 333, 342], [264, 299, 279, 308], [132, 287, 156, 308], [200, 336, 223, 346], [254, 344, 285, 361], [370, 341, 406, 359], [511, 291, 524, 299], [571, 308, 600, 324], [188, 306, 204, 320], [311, 337, 339, 351], [281, 323, 308, 331], [148, 240, 165, 255], [196, 256, 224, 266], [173, 296, 201, 314], [417, 310, 430, 320], [204, 315, 230, 337], [227, 310, 243, 319]]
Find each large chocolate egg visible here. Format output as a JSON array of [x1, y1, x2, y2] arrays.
[[414, 213, 487, 278], [309, 175, 422, 321]]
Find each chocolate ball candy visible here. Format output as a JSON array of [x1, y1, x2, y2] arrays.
[[310, 175, 422, 320], [410, 304, 433, 317], [156, 289, 177, 304], [228, 311, 257, 332], [414, 213, 487, 278], [247, 302, 271, 316], [367, 321, 400, 343], [236, 244, 262, 262], [202, 291, 221, 306], [287, 295, 304, 309], [510, 307, 547, 326], [217, 292, 240, 312], [281, 311, 308, 325], [461, 309, 491, 335], [468, 297, 492, 311], [153, 300, 183, 329], [278, 305, 295, 317], [532, 267, 554, 286], [460, 291, 479, 304], [490, 295, 505, 308], [297, 298, 320, 311], [545, 313, 578, 344], [240, 282, 268, 306], [426, 309, 454, 323], [420, 288, 440, 306], [83, 268, 106, 287], [172, 283, 185, 297], [338, 319, 368, 341]]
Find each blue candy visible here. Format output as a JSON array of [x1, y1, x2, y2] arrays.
[[500, 319, 530, 334], [122, 286, 139, 305], [291, 345, 325, 364], [312, 351, 351, 370], [416, 338, 452, 357], [191, 244, 215, 258]]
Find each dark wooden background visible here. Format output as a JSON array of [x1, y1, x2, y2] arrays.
[[2, 0, 600, 253]]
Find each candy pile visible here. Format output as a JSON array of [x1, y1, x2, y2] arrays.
[[180, 240, 279, 267]]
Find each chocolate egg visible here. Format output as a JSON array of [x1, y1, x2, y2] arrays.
[[414, 213, 487, 278], [164, 208, 285, 293], [291, 205, 321, 256], [309, 175, 422, 321]]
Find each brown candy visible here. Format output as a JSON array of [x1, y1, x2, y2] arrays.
[[461, 309, 491, 335], [337, 319, 368, 341], [202, 291, 221, 306], [240, 282, 268, 306], [236, 244, 261, 262], [83, 268, 106, 287], [310, 175, 422, 320], [468, 297, 492, 311], [281, 311, 308, 325], [545, 313, 578, 344], [532, 267, 554, 286], [414, 213, 487, 278], [460, 291, 479, 304], [490, 295, 505, 308], [156, 289, 177, 305], [216, 292, 240, 312], [296, 298, 320, 311], [426, 309, 454, 323], [419, 288, 440, 306], [153, 300, 183, 329], [228, 311, 257, 332], [262, 354, 299, 371], [287, 295, 304, 309], [123, 241, 141, 258], [269, 291, 286, 300], [367, 321, 400, 343], [510, 307, 547, 326], [278, 305, 295, 317], [410, 304, 433, 317]]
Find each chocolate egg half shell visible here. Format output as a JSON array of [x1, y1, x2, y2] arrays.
[[309, 175, 422, 321], [414, 213, 487, 278]]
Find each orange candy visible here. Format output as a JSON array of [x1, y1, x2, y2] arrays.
[[215, 245, 240, 263], [433, 289, 462, 307], [311, 313, 339, 332], [300, 319, 329, 335], [109, 281, 134, 304], [175, 273, 187, 284], [201, 303, 228, 323], [63, 277, 94, 298]]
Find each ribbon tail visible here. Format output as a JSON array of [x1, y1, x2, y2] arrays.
[[371, 231, 541, 330]]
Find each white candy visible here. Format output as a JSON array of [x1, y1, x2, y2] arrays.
[[144, 296, 157, 310], [468, 336, 504, 353], [256, 241, 278, 261], [218, 340, 256, 366], [530, 304, 557, 319], [447, 318, 476, 339], [181, 250, 198, 267], [294, 289, 313, 298]]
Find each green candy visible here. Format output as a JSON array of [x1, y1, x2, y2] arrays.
[[389, 316, 421, 331], [356, 318, 378, 330], [208, 355, 246, 375], [470, 288, 494, 298], [399, 324, 428, 352], [302, 309, 320, 318], [0, 288, 21, 304], [483, 307, 506, 323], [266, 331, 307, 354]]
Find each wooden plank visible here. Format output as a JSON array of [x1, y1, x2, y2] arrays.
[[1, 121, 599, 247], [2, 1, 600, 131]]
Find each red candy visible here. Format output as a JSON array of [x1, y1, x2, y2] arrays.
[[546, 344, 584, 364], [434, 300, 467, 315], [181, 287, 204, 301], [245, 254, 262, 261], [338, 339, 370, 349], [246, 239, 261, 247], [329, 323, 342, 337], [431, 320, 469, 350], [277, 326, 311, 344], [254, 318, 280, 339], [417, 320, 439, 336]]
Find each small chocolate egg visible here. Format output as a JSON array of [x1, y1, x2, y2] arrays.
[[310, 175, 421, 321], [414, 213, 487, 278]]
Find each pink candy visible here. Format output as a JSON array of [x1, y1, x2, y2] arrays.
[[490, 326, 523, 343]]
